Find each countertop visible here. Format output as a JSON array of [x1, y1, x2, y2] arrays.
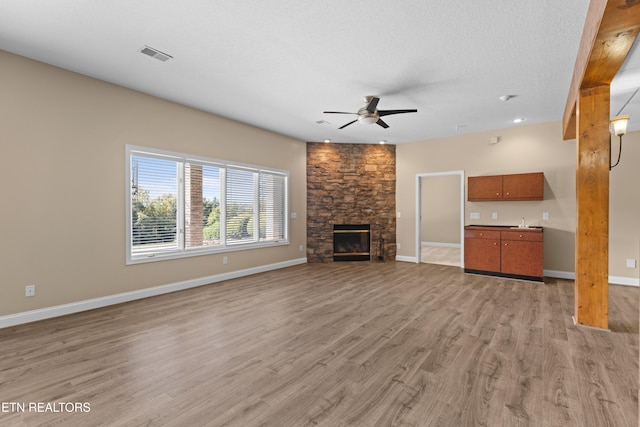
[[465, 225, 543, 232]]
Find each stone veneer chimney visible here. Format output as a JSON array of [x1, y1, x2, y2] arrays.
[[306, 142, 396, 262]]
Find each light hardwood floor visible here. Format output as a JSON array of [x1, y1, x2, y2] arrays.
[[1, 262, 637, 426]]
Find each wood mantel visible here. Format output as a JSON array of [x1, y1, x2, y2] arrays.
[[563, 0, 640, 329]]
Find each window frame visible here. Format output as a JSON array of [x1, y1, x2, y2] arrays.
[[126, 145, 289, 265]]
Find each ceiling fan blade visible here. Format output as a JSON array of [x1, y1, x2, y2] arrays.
[[339, 119, 358, 129], [376, 119, 389, 129], [378, 109, 418, 117], [323, 111, 358, 115], [365, 97, 380, 113]]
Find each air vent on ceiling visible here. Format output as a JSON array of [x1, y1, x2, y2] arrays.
[[139, 45, 173, 62]]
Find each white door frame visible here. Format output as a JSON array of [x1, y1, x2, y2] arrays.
[[415, 171, 465, 266]]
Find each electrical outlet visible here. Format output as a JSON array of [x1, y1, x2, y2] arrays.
[[397, 212, 401, 218], [25, 285, 36, 297], [626, 259, 637, 268], [397, 243, 401, 250], [542, 212, 550, 220], [299, 245, 303, 252], [492, 212, 498, 220], [470, 212, 480, 219], [223, 256, 228, 265]]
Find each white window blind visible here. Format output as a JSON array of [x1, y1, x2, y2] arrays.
[[259, 172, 287, 242], [130, 154, 179, 255], [226, 167, 257, 244], [126, 146, 289, 264], [185, 161, 222, 249]]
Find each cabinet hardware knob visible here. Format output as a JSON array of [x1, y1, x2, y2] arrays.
[[519, 234, 523, 238], [504, 243, 508, 246], [506, 192, 510, 195], [496, 192, 499, 196], [493, 242, 497, 246], [480, 233, 483, 236]]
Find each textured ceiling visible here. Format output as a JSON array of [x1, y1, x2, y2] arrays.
[[0, 1, 638, 144]]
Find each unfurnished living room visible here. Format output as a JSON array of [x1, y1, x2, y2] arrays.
[[1, 1, 639, 426]]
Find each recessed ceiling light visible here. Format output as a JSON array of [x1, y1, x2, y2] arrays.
[[379, 140, 386, 145], [513, 117, 525, 123], [324, 139, 331, 143]]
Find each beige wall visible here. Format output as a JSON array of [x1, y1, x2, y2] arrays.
[[0, 50, 307, 317], [397, 121, 640, 281], [609, 129, 640, 280], [2, 49, 638, 321], [421, 174, 461, 244]]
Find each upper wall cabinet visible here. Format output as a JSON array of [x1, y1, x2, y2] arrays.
[[468, 172, 544, 201]]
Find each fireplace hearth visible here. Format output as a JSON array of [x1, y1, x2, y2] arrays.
[[333, 224, 370, 261]]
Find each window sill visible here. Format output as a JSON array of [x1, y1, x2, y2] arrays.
[[126, 240, 289, 265]]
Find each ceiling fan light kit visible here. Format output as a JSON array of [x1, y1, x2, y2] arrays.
[[323, 96, 417, 130], [358, 115, 378, 125]]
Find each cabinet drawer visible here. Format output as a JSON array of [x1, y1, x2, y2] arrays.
[[500, 230, 543, 242], [464, 230, 500, 240]]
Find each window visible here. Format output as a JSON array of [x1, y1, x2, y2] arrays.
[[126, 145, 288, 264]]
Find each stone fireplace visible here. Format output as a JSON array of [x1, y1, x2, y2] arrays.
[[306, 142, 396, 262]]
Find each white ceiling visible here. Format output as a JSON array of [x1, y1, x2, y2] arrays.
[[1, 0, 638, 144]]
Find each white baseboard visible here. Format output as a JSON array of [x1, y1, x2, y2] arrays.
[[394, 265, 639, 287], [543, 270, 638, 286], [421, 242, 461, 248], [608, 275, 640, 287], [396, 255, 418, 263], [0, 258, 307, 329], [543, 270, 575, 280]]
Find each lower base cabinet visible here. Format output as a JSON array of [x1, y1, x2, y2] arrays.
[[464, 226, 543, 281]]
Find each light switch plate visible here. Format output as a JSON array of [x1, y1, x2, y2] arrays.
[[542, 212, 549, 220], [627, 259, 637, 268], [470, 212, 480, 220], [491, 212, 498, 220]]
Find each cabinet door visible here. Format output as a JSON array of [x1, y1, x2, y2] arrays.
[[502, 172, 544, 200], [464, 237, 500, 272], [468, 175, 503, 201], [501, 240, 543, 277]]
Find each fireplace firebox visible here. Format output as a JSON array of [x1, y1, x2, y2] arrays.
[[333, 224, 371, 261]]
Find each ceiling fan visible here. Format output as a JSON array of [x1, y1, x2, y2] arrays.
[[323, 96, 417, 129]]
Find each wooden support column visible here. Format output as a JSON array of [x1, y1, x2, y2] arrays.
[[563, 0, 640, 328], [575, 85, 610, 329]]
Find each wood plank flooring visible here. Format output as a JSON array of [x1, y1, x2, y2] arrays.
[[0, 262, 637, 426]]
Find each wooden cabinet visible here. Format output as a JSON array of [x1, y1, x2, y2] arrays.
[[467, 175, 503, 200], [464, 226, 543, 281], [468, 172, 544, 201], [500, 231, 543, 277], [463, 229, 500, 272]]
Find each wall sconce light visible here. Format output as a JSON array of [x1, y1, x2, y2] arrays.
[[609, 115, 629, 170]]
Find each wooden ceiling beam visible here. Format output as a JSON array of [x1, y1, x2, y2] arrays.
[[562, 0, 640, 141]]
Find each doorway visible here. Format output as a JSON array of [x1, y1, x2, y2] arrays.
[[415, 171, 465, 267]]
